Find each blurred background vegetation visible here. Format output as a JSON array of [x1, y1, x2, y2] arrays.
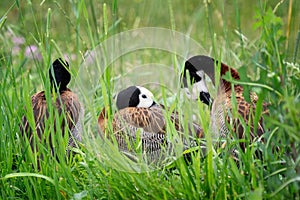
[[1, 0, 299, 60]]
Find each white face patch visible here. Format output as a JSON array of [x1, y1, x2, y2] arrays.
[[196, 70, 205, 78], [184, 70, 209, 100], [136, 86, 155, 108]]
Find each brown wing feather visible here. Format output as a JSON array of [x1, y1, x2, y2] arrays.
[[98, 105, 203, 158], [115, 106, 204, 137], [221, 84, 267, 150], [114, 106, 166, 134], [102, 106, 168, 156], [20, 89, 81, 153], [21, 91, 48, 145], [98, 107, 108, 133], [58, 89, 82, 145]]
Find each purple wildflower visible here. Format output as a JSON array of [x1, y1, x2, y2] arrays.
[[12, 36, 25, 46], [25, 45, 42, 60]]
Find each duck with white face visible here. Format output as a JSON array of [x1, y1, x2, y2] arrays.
[[98, 85, 204, 162], [181, 55, 269, 152], [116, 85, 156, 110]]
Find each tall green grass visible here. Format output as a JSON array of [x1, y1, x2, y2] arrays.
[[0, 0, 299, 199]]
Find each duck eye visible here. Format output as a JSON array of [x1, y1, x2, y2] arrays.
[[142, 94, 147, 98]]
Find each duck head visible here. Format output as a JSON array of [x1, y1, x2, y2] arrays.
[[181, 56, 214, 106], [49, 58, 71, 92], [116, 86, 156, 110]]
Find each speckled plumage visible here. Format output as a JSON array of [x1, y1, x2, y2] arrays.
[[184, 55, 269, 150], [98, 86, 203, 162]]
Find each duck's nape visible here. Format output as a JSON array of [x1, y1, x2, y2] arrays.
[[184, 55, 240, 86], [184, 55, 216, 85]]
